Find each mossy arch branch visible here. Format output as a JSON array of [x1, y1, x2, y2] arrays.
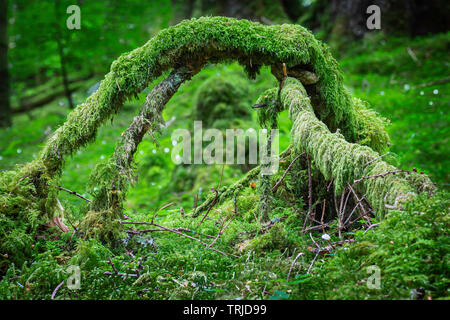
[[36, 16, 357, 178], [5, 17, 432, 229]]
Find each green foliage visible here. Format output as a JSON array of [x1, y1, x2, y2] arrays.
[[339, 32, 450, 183], [294, 191, 450, 300]]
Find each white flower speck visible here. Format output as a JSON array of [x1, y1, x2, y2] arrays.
[[100, 155, 105, 160], [380, 91, 384, 95], [0, 156, 3, 160], [172, 140, 177, 146], [429, 101, 433, 106], [164, 147, 170, 153], [321, 233, 330, 241], [404, 84, 410, 91], [152, 149, 157, 154], [261, 128, 268, 134], [433, 89, 438, 95], [140, 150, 144, 155], [16, 149, 22, 154], [420, 91, 424, 96]]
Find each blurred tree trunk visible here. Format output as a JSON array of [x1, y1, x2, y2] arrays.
[[54, 0, 74, 109], [171, 0, 195, 24], [0, 0, 11, 127], [302, 0, 449, 38], [171, 0, 292, 24], [56, 36, 74, 109]]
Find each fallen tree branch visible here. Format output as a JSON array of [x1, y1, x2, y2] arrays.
[[279, 78, 434, 217], [58, 186, 91, 202], [121, 220, 238, 258], [272, 152, 305, 192]]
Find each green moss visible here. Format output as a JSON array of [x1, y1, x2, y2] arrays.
[[0, 18, 434, 267], [194, 75, 251, 128], [297, 191, 450, 300], [31, 16, 358, 180], [280, 77, 434, 217], [78, 210, 124, 244]]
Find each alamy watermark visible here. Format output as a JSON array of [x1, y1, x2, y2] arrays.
[[366, 5, 381, 30], [171, 121, 279, 175], [66, 5, 81, 30], [366, 265, 381, 289], [66, 265, 81, 290]]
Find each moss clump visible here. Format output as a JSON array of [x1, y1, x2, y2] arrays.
[[78, 210, 124, 244], [194, 75, 251, 129], [352, 97, 390, 154], [297, 191, 450, 300], [246, 223, 297, 254], [0, 160, 60, 272]]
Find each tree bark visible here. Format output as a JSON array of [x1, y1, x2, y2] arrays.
[[0, 0, 11, 127], [54, 0, 74, 109], [56, 36, 74, 109]]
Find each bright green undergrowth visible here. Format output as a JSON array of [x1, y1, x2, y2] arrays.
[[0, 30, 448, 300]]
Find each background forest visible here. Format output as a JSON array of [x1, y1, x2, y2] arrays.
[[0, 0, 448, 300]]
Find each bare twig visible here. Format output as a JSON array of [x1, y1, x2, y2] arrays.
[[413, 76, 450, 89], [353, 169, 412, 185], [251, 103, 268, 109], [287, 252, 304, 282], [272, 152, 305, 192], [363, 223, 381, 235], [57, 186, 91, 202], [199, 166, 225, 225], [208, 217, 233, 248], [347, 184, 367, 219], [107, 257, 119, 274], [200, 188, 219, 225], [151, 202, 174, 223], [320, 199, 326, 233], [121, 220, 238, 258], [309, 233, 321, 251], [302, 154, 313, 233], [326, 178, 334, 192], [51, 281, 65, 300], [364, 152, 390, 167], [193, 194, 198, 211], [307, 252, 319, 274]]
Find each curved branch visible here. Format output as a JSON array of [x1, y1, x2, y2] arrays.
[[88, 67, 194, 213], [35, 16, 356, 178]]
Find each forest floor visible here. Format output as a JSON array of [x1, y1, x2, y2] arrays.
[[0, 32, 448, 300]]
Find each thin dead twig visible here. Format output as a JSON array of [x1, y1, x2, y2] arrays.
[[272, 152, 305, 192], [287, 252, 304, 282], [57, 185, 91, 202]]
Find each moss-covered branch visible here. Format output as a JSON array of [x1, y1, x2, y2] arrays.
[[34, 16, 358, 178], [80, 68, 193, 241], [280, 77, 434, 217]]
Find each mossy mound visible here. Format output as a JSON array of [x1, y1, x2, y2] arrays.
[[194, 75, 251, 129], [293, 191, 450, 300]]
